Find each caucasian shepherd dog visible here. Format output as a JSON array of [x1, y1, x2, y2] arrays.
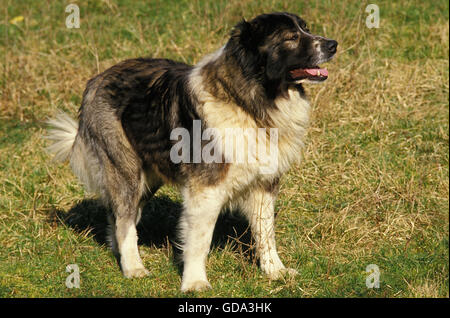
[[47, 12, 337, 292]]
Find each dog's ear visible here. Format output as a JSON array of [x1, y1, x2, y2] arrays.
[[230, 19, 262, 50], [227, 19, 262, 75], [230, 19, 250, 37], [231, 19, 283, 79]]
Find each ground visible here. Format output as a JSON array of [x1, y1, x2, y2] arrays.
[[0, 0, 448, 297]]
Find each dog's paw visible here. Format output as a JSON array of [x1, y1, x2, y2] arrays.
[[181, 280, 212, 293], [123, 266, 150, 278], [267, 267, 299, 280]]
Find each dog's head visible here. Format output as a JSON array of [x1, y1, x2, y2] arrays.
[[228, 12, 337, 86]]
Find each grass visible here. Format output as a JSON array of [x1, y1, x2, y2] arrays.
[[0, 0, 448, 298]]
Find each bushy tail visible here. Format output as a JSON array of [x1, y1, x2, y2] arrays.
[[45, 111, 78, 162]]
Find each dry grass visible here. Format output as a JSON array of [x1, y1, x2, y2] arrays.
[[0, 0, 448, 297]]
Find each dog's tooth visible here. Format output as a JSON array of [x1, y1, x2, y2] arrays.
[[317, 70, 320, 76]]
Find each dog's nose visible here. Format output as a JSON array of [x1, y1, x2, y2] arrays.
[[326, 40, 338, 54]]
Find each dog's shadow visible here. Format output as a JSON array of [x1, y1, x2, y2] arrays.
[[52, 194, 254, 273]]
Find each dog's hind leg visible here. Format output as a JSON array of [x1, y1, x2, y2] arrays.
[[104, 162, 149, 278], [72, 131, 148, 278], [85, 123, 150, 278]]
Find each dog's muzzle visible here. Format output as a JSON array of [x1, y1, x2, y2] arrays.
[[289, 38, 338, 82]]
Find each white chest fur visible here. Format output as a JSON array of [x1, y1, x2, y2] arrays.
[[189, 53, 310, 195]]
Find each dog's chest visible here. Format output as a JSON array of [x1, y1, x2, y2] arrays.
[[270, 88, 311, 174], [200, 88, 310, 189]]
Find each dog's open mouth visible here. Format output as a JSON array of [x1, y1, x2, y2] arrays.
[[289, 66, 328, 82]]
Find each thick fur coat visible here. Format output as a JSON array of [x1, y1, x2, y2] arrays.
[[46, 12, 337, 292]]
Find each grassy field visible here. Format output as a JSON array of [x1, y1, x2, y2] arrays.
[[0, 0, 448, 298]]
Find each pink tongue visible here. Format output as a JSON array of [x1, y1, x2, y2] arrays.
[[305, 68, 328, 76]]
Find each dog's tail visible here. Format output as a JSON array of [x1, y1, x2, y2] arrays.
[[45, 111, 78, 162], [45, 111, 100, 193]]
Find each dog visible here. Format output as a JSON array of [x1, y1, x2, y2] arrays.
[[46, 12, 337, 292]]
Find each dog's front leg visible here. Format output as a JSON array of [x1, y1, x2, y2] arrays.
[[242, 187, 298, 280], [179, 187, 224, 292]]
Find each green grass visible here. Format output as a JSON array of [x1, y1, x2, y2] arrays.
[[0, 0, 448, 297]]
